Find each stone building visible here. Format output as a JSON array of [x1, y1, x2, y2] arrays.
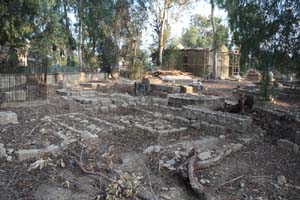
[[175, 45, 240, 79]]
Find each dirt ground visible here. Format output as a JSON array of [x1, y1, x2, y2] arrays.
[[0, 81, 299, 200]]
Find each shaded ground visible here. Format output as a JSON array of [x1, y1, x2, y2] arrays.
[[0, 82, 299, 200]]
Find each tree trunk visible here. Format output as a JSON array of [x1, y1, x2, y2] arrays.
[[78, 0, 83, 71], [157, 0, 170, 68], [211, 0, 217, 79], [63, 0, 73, 64]]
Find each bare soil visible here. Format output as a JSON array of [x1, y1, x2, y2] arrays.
[[0, 82, 299, 200]]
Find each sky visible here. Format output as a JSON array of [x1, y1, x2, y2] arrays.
[[141, 1, 228, 50]]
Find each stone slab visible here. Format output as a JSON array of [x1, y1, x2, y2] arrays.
[[0, 111, 18, 124]]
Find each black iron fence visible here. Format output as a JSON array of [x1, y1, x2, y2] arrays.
[[0, 73, 47, 103]]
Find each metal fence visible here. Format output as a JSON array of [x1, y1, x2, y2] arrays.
[[0, 72, 47, 103]]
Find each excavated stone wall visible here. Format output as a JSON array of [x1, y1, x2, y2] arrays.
[[182, 106, 253, 134]]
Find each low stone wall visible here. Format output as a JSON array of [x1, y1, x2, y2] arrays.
[[253, 106, 300, 145], [56, 89, 97, 97], [150, 84, 181, 94], [168, 93, 225, 109], [182, 106, 253, 134], [46, 72, 105, 85]]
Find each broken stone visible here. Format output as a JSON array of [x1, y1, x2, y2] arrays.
[[7, 148, 14, 154], [0, 111, 18, 125], [46, 145, 60, 154], [121, 103, 129, 108], [191, 122, 201, 129], [109, 104, 118, 111], [277, 175, 287, 186], [200, 179, 210, 185], [17, 149, 46, 161], [240, 182, 245, 188], [164, 114, 174, 120], [40, 128, 47, 134], [197, 151, 212, 161], [154, 112, 163, 118], [277, 139, 294, 152], [6, 156, 12, 161], [219, 135, 226, 139], [143, 145, 163, 154], [166, 159, 176, 166], [293, 144, 299, 154], [86, 124, 97, 131], [0, 143, 7, 158], [100, 106, 109, 112], [200, 121, 209, 131]]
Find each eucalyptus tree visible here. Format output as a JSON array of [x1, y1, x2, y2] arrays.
[[181, 14, 228, 48], [150, 0, 190, 68], [221, 0, 300, 75]]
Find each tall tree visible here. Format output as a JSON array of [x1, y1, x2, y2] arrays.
[[222, 0, 300, 75], [210, 0, 217, 79], [150, 0, 190, 68], [181, 14, 228, 48]]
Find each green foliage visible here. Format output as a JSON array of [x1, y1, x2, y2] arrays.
[[181, 14, 228, 48], [162, 38, 180, 69], [222, 0, 300, 76]]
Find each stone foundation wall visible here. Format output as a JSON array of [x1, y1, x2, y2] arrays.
[[168, 94, 225, 109], [150, 84, 181, 94], [182, 106, 253, 134], [254, 106, 300, 145]]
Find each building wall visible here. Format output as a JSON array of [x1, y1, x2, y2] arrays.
[[175, 46, 231, 78], [176, 48, 210, 77]]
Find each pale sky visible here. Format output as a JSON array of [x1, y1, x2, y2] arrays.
[[141, 1, 228, 49]]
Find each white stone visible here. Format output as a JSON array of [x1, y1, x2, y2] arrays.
[[100, 106, 109, 112], [0, 143, 7, 158], [7, 148, 14, 154], [0, 111, 18, 125], [143, 145, 163, 154], [166, 159, 176, 166], [109, 105, 118, 111], [154, 112, 163, 118], [197, 151, 212, 161], [40, 128, 47, 134], [240, 182, 245, 188], [219, 135, 226, 139], [6, 156, 12, 161], [16, 149, 46, 161], [277, 175, 287, 186], [46, 145, 60, 153]]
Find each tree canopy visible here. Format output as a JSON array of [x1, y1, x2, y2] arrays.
[[0, 0, 299, 77]]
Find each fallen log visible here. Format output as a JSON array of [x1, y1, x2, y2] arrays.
[[194, 144, 243, 170], [177, 144, 243, 200]]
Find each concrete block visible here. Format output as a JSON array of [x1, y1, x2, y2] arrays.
[[0, 111, 18, 125]]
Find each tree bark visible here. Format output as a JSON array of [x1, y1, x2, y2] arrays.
[[157, 0, 170, 68], [78, 0, 83, 71], [211, 0, 217, 79]]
